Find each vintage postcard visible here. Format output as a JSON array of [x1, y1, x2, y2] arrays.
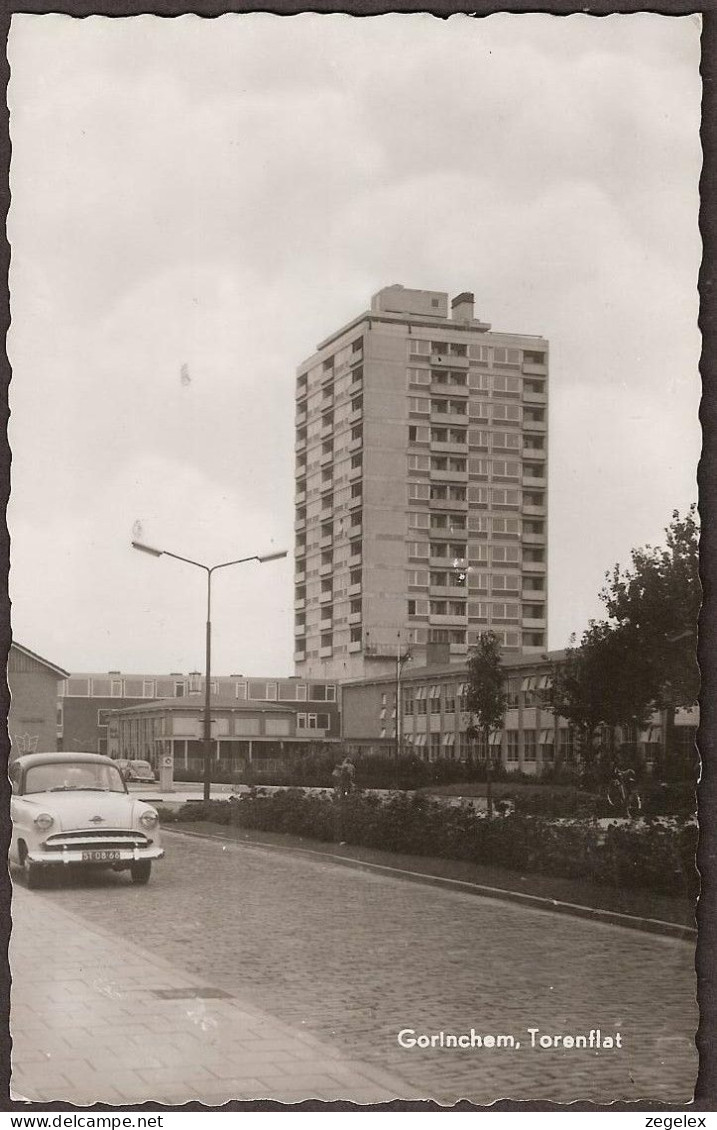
[[6, 12, 702, 1110]]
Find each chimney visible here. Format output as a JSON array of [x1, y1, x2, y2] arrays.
[[451, 292, 475, 323]]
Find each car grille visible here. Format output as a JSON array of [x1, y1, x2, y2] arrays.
[[42, 830, 153, 852]]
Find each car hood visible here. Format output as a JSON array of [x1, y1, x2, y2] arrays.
[[18, 791, 153, 831]]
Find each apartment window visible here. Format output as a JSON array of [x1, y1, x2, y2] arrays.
[[321, 633, 333, 649], [430, 484, 447, 500], [350, 568, 362, 586], [444, 688, 456, 714], [408, 339, 431, 357], [408, 570, 429, 587], [469, 401, 490, 420], [468, 486, 488, 506], [97, 709, 111, 727], [111, 679, 123, 697], [468, 514, 489, 534], [410, 397, 430, 415], [492, 575, 520, 593], [430, 514, 447, 529], [469, 343, 490, 363], [409, 425, 430, 443], [409, 454, 430, 472], [493, 517, 520, 535], [492, 403, 521, 423], [409, 512, 430, 530], [493, 374, 521, 394], [494, 347, 521, 366], [408, 541, 430, 559], [492, 461, 520, 479], [468, 370, 490, 390], [407, 367, 431, 385], [492, 432, 520, 451], [143, 680, 155, 698], [351, 425, 363, 442], [506, 731, 520, 762], [352, 337, 363, 353], [351, 452, 363, 469], [174, 682, 185, 698], [492, 603, 520, 621], [468, 601, 489, 620], [403, 688, 414, 715], [409, 482, 430, 501], [492, 545, 520, 563], [492, 489, 520, 507], [469, 458, 489, 477], [350, 627, 362, 643]]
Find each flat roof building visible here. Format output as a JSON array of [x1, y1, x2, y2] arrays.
[[294, 284, 549, 682]]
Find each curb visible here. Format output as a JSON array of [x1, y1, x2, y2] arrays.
[[162, 826, 696, 943]]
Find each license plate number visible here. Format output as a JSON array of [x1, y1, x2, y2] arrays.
[[81, 849, 121, 862]]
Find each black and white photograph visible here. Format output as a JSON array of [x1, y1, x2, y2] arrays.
[[6, 12, 702, 1109]]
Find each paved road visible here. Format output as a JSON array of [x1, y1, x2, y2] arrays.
[[15, 830, 697, 1105]]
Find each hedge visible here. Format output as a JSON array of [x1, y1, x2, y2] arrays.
[[160, 790, 698, 898]]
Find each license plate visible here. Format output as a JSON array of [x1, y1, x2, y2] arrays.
[[81, 849, 121, 862]]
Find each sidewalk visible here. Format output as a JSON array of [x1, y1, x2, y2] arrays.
[[9, 885, 420, 1107]]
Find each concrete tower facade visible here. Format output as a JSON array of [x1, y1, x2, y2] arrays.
[[293, 285, 548, 681]]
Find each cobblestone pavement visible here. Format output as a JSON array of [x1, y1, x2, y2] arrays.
[[13, 830, 697, 1106]]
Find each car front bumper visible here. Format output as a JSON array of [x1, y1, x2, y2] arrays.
[[27, 845, 164, 866]]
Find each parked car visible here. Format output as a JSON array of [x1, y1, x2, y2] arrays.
[[9, 752, 164, 888], [114, 758, 156, 784]]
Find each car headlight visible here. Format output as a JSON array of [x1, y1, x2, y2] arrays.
[[34, 813, 54, 831], [139, 809, 158, 829]]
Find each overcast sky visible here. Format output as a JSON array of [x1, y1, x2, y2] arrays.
[[7, 13, 701, 677]]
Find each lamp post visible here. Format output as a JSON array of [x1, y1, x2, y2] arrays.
[[131, 541, 287, 801], [394, 644, 412, 770]]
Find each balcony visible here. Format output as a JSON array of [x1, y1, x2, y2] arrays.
[[429, 496, 468, 511], [295, 409, 308, 426], [431, 381, 469, 397], [522, 561, 546, 574], [349, 406, 363, 424], [431, 353, 469, 368], [523, 446, 546, 461], [294, 624, 306, 637], [294, 649, 306, 663], [430, 585, 468, 599], [295, 462, 307, 479], [349, 436, 363, 452], [320, 449, 334, 466], [347, 493, 362, 510], [319, 589, 333, 604], [430, 468, 468, 484], [320, 533, 333, 548], [523, 504, 546, 518], [349, 522, 362, 538], [522, 617, 546, 630], [522, 361, 548, 376], [430, 410, 469, 428], [348, 611, 362, 625], [320, 505, 333, 522], [319, 646, 333, 659], [295, 489, 307, 506], [319, 561, 333, 577], [430, 439, 468, 455], [295, 436, 307, 452], [348, 582, 362, 596], [429, 613, 467, 627], [294, 516, 306, 532], [348, 462, 362, 481], [522, 474, 546, 489], [295, 597, 306, 611], [429, 525, 466, 540], [522, 532, 545, 545], [522, 588, 544, 601], [321, 421, 334, 439], [294, 567, 306, 583], [522, 389, 547, 405], [348, 640, 362, 653], [320, 617, 333, 632], [523, 417, 547, 433]]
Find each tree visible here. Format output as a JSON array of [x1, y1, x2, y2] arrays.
[[465, 631, 507, 817], [550, 507, 700, 776]]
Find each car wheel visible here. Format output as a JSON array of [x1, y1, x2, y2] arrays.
[[20, 846, 43, 890], [130, 861, 152, 885]]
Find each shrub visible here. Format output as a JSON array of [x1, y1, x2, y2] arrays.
[[164, 788, 696, 897]]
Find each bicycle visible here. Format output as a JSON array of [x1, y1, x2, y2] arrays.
[[605, 766, 642, 817]]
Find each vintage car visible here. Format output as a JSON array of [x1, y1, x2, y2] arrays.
[[114, 758, 156, 784], [9, 752, 164, 888]]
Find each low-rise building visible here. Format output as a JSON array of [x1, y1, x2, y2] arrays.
[[109, 694, 340, 776], [59, 671, 340, 756], [340, 648, 697, 776], [8, 642, 69, 758]]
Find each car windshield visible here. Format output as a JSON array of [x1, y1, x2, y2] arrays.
[[131, 762, 152, 771], [23, 762, 127, 795]]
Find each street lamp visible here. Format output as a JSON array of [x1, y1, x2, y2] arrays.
[[131, 540, 287, 801], [395, 645, 412, 767]]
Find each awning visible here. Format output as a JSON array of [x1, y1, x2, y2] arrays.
[[539, 729, 554, 745], [429, 685, 441, 698], [442, 732, 455, 746], [416, 686, 427, 700], [489, 731, 503, 746], [538, 675, 552, 690], [414, 733, 427, 747], [521, 676, 536, 692]]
